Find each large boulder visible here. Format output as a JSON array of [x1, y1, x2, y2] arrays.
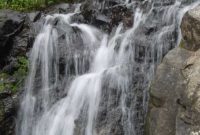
[[146, 5, 200, 135], [145, 48, 192, 135], [146, 48, 200, 135], [181, 5, 200, 51]]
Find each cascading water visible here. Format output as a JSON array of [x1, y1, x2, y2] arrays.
[[16, 0, 200, 135]]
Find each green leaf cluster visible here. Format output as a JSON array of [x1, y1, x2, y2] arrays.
[[0, 0, 76, 11]]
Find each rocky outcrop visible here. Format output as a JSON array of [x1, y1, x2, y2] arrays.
[[0, 10, 33, 135], [146, 5, 200, 135]]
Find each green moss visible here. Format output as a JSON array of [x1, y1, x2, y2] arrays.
[[0, 84, 5, 92], [0, 73, 8, 92], [0, 73, 8, 79]]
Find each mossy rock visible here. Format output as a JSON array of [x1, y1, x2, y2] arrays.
[[0, 56, 28, 94], [0, 73, 9, 92], [14, 56, 29, 78]]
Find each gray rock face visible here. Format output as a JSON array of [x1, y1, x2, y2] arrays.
[[146, 5, 200, 135], [146, 48, 192, 135], [0, 10, 25, 68]]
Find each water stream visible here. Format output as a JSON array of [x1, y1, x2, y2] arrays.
[[16, 0, 200, 135]]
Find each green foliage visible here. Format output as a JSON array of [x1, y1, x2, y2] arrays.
[[14, 56, 29, 78], [0, 56, 29, 94], [0, 0, 76, 11], [0, 84, 5, 92], [0, 72, 18, 93], [12, 56, 29, 93]]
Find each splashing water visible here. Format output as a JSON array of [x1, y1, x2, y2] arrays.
[[16, 1, 200, 135]]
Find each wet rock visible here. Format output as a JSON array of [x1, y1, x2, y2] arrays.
[[27, 11, 42, 22], [81, 0, 133, 32], [0, 9, 37, 70], [44, 3, 80, 14], [153, 0, 175, 7], [181, 5, 200, 51]]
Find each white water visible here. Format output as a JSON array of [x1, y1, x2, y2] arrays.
[[16, 1, 200, 135]]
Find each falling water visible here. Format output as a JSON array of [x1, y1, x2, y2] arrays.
[[16, 0, 200, 135]]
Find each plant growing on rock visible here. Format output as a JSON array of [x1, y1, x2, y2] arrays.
[[0, 56, 28, 94]]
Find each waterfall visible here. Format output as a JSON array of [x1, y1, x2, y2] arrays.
[[16, 0, 200, 135]]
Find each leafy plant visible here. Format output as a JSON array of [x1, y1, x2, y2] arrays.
[[0, 0, 76, 11]]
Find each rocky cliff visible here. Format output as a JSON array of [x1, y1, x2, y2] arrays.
[[146, 5, 200, 135], [0, 2, 134, 135], [0, 1, 200, 135]]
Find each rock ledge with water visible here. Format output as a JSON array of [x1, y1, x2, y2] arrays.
[[146, 5, 200, 135], [0, 2, 135, 135]]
